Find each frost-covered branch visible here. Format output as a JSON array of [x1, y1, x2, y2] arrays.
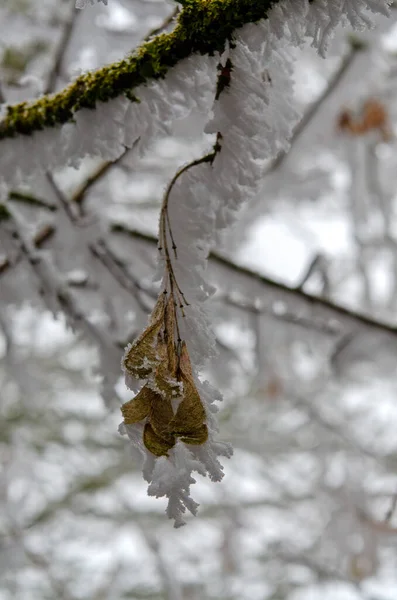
[[0, 0, 390, 190], [0, 0, 285, 140]]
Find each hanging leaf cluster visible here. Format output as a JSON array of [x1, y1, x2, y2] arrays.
[[121, 293, 208, 456]]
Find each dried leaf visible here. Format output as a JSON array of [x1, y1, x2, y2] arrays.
[[170, 374, 206, 436], [120, 385, 153, 424], [180, 423, 209, 445], [149, 389, 175, 442], [144, 422, 175, 457], [168, 342, 206, 442], [123, 294, 166, 379], [152, 340, 181, 399]]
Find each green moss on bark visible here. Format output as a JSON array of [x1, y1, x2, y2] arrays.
[[0, 0, 280, 140]]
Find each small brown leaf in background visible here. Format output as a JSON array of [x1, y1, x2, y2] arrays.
[[337, 98, 391, 141]]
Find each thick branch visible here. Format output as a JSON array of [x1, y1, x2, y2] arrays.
[[0, 0, 282, 139]]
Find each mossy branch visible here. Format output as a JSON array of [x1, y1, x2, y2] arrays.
[[0, 0, 281, 140]]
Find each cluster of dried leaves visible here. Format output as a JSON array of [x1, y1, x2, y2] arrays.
[[338, 98, 391, 141], [121, 293, 208, 456]]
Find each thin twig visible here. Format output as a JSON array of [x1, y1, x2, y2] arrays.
[[385, 493, 397, 523], [145, 5, 179, 40], [8, 190, 57, 212], [158, 134, 222, 316], [44, 6, 80, 95], [46, 171, 80, 223], [89, 239, 154, 313], [70, 144, 134, 213], [221, 294, 339, 335]]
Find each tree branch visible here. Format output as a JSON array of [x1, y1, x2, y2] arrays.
[[266, 42, 361, 174], [0, 0, 286, 139], [44, 6, 81, 95], [111, 224, 397, 342]]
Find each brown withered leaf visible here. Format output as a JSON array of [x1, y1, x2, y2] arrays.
[[180, 423, 209, 445], [143, 422, 175, 457], [168, 342, 207, 440], [120, 385, 153, 424], [169, 374, 206, 436], [123, 293, 166, 379], [149, 388, 175, 443], [152, 340, 181, 399]]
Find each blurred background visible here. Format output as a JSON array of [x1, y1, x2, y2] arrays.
[[2, 1, 397, 598]]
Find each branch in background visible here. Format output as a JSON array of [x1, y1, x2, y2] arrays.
[[0, 218, 55, 277], [44, 6, 81, 95], [70, 146, 130, 213], [265, 42, 361, 175], [46, 171, 82, 222], [294, 252, 330, 296], [385, 493, 397, 523], [111, 224, 397, 342], [0, 0, 284, 139], [8, 190, 57, 212], [145, 5, 179, 40], [1, 209, 122, 391], [221, 294, 339, 335], [89, 238, 154, 313]]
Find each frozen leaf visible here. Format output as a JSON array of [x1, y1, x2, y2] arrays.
[[120, 385, 152, 424], [169, 375, 207, 439], [123, 293, 166, 379], [180, 423, 209, 445], [168, 342, 207, 439], [150, 339, 181, 399], [149, 390, 175, 444], [144, 422, 175, 457]]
